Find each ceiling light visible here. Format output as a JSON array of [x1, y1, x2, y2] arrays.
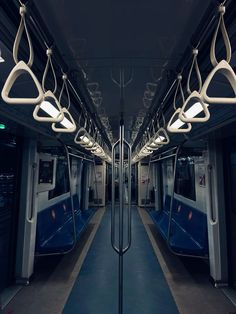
[[185, 101, 208, 119], [40, 100, 61, 118], [40, 100, 74, 129]]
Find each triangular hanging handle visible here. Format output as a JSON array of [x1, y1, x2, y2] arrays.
[[13, 4, 34, 67], [33, 90, 64, 122], [179, 91, 210, 123], [52, 108, 77, 133], [210, 5, 231, 67], [155, 127, 170, 145], [1, 61, 43, 105], [201, 60, 236, 104], [167, 108, 192, 133], [74, 127, 90, 145]]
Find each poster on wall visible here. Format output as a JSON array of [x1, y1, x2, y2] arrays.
[[198, 165, 206, 187], [96, 171, 102, 183]]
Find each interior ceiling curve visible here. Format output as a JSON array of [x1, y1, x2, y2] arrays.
[[34, 0, 211, 141]]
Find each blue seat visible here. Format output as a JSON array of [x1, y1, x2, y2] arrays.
[[148, 195, 209, 257], [36, 195, 97, 254]]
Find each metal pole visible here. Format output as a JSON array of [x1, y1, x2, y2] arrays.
[[118, 124, 124, 314], [93, 158, 99, 205], [144, 158, 151, 210]]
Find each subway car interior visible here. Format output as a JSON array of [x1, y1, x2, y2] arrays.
[[1, 0, 236, 313]]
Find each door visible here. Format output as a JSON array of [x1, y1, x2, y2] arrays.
[[223, 137, 236, 287], [0, 134, 21, 292]]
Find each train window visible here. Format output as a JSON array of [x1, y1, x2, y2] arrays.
[[175, 157, 196, 201], [48, 158, 69, 199]]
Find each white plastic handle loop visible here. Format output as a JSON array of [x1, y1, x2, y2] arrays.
[[13, 4, 34, 67], [74, 127, 91, 145], [179, 91, 210, 123], [51, 108, 77, 133], [210, 4, 231, 67], [187, 49, 202, 95], [154, 127, 170, 145], [1, 60, 44, 105], [42, 48, 57, 94], [167, 108, 192, 133], [201, 60, 236, 104], [33, 90, 64, 122]]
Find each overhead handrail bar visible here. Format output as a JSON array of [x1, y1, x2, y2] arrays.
[[1, 3, 44, 105], [150, 146, 178, 163]]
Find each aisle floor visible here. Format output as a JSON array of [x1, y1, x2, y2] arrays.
[[63, 206, 179, 314]]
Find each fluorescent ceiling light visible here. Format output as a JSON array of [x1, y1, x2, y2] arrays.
[[185, 101, 208, 119], [40, 100, 60, 118], [170, 101, 209, 130], [170, 118, 185, 130], [40, 100, 74, 129], [60, 117, 74, 129], [154, 135, 165, 144]]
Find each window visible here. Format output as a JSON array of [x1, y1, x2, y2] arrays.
[[48, 158, 69, 199], [175, 157, 196, 201]]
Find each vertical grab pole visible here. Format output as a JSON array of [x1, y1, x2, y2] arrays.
[[111, 125, 132, 314], [111, 140, 119, 253], [144, 157, 151, 210], [123, 140, 132, 253], [118, 124, 124, 314], [167, 145, 181, 247], [93, 158, 99, 205]]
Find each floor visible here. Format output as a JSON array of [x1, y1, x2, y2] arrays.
[[63, 206, 178, 314], [2, 206, 236, 314]]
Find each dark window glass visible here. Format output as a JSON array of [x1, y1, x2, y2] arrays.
[[175, 157, 196, 201], [48, 158, 69, 199]]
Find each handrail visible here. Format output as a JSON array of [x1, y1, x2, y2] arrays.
[[144, 158, 151, 211], [111, 138, 119, 253], [35, 142, 77, 257], [27, 162, 37, 223], [166, 144, 208, 259], [111, 124, 132, 314], [207, 164, 217, 224], [122, 139, 132, 253]]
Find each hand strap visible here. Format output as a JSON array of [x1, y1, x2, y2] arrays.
[[187, 48, 202, 94], [42, 48, 57, 94], [210, 4, 231, 67], [13, 4, 34, 67]]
